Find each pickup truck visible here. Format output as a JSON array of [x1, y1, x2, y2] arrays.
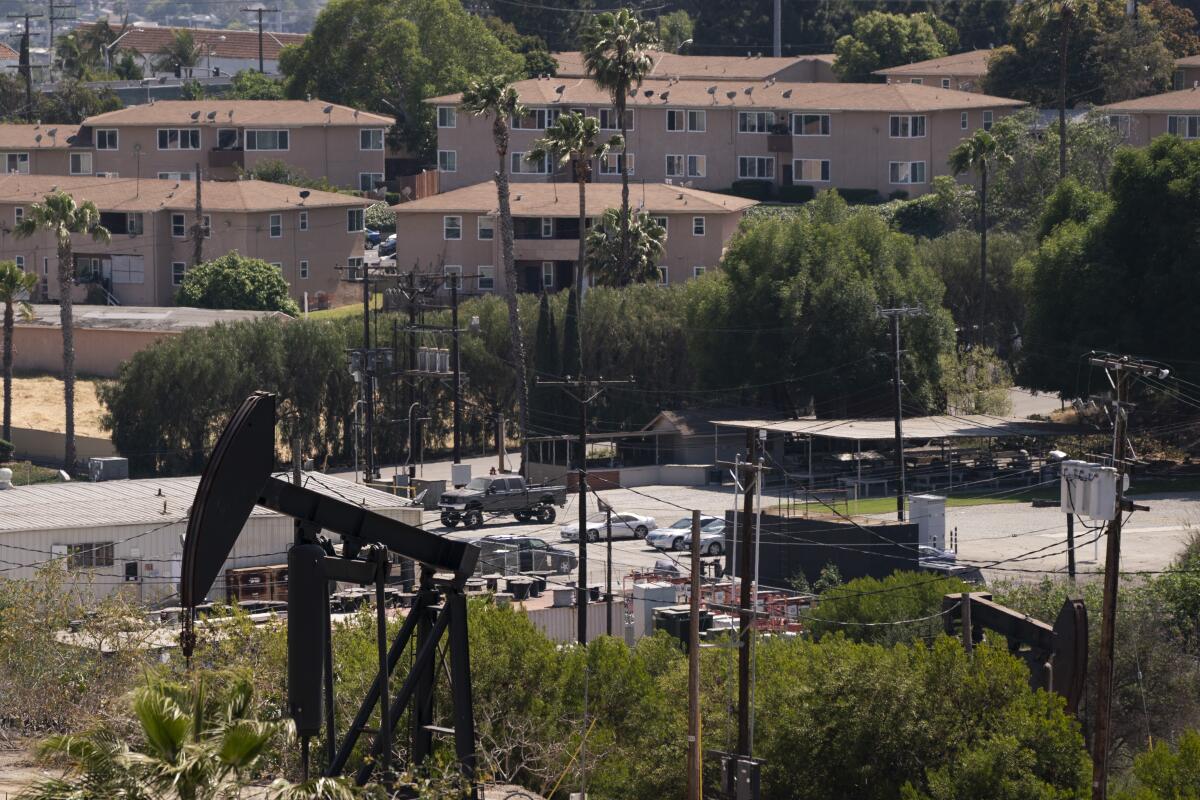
[[439, 475, 568, 529]]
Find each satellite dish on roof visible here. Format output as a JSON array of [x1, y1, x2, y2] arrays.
[[190, 110, 201, 121], [34, 134, 42, 143], [706, 85, 716, 94], [554, 84, 566, 95], [643, 89, 654, 97], [323, 105, 333, 113], [299, 189, 311, 199], [47, 128, 57, 137], [206, 110, 217, 121], [725, 91, 737, 100], [782, 88, 793, 98], [660, 91, 669, 102]]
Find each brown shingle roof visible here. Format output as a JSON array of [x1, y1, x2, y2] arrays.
[[874, 49, 993, 78], [1101, 87, 1200, 113], [1176, 54, 1200, 68], [392, 181, 757, 217], [83, 99, 392, 127], [553, 50, 836, 81], [429, 77, 1022, 113], [73, 22, 306, 62], [0, 123, 84, 150], [0, 42, 18, 60], [0, 175, 370, 213]]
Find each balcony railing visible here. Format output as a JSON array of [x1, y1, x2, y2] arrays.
[[209, 148, 245, 168], [767, 134, 794, 154]]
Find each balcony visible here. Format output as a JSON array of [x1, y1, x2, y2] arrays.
[[209, 148, 245, 169], [767, 134, 793, 154], [513, 238, 580, 262]]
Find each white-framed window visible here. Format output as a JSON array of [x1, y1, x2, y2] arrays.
[[665, 154, 684, 177], [598, 152, 634, 176], [299, 211, 308, 231], [738, 111, 773, 133], [687, 110, 705, 132], [171, 261, 186, 285], [437, 106, 457, 128], [477, 216, 494, 240], [478, 265, 495, 291], [269, 213, 282, 238], [347, 208, 364, 232], [359, 128, 384, 150], [983, 110, 994, 131], [651, 216, 668, 236], [244, 129, 289, 150], [359, 172, 384, 191], [889, 161, 927, 184], [657, 265, 668, 285], [444, 215, 462, 240], [666, 110, 685, 131], [941, 78, 951, 89], [541, 217, 553, 238], [299, 260, 309, 279], [513, 108, 560, 130], [960, 111, 968, 130], [599, 108, 633, 130], [69, 152, 92, 175], [95, 129, 118, 149], [510, 151, 549, 175], [793, 158, 830, 183], [157, 171, 193, 181], [910, 78, 923, 85], [541, 261, 554, 288], [14, 206, 23, 225], [270, 262, 283, 272], [217, 128, 239, 149], [668, 109, 705, 131], [737, 155, 774, 179], [157, 128, 201, 149], [111, 254, 144, 283], [889, 115, 926, 138], [127, 213, 144, 236], [692, 266, 706, 278], [438, 150, 457, 172], [791, 113, 830, 136], [444, 264, 463, 289], [1107, 114, 1131, 137], [202, 214, 211, 237], [13, 255, 23, 270], [1168, 115, 1200, 138], [692, 216, 705, 236], [3, 153, 29, 174], [171, 213, 187, 237], [347, 256, 363, 279], [687, 154, 706, 178]]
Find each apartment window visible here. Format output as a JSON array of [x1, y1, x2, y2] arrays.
[[687, 154, 706, 178], [665, 154, 684, 177], [668, 109, 705, 132], [910, 78, 923, 85], [171, 213, 187, 238], [157, 128, 201, 149], [171, 261, 186, 286], [269, 213, 282, 238], [692, 266, 706, 278], [444, 215, 463, 240], [437, 106, 456, 128], [69, 152, 92, 175], [14, 256, 23, 270], [360, 128, 384, 150], [347, 209, 364, 232], [791, 113, 830, 136], [477, 216, 494, 240], [737, 156, 774, 179], [1169, 115, 1200, 138], [598, 153, 633, 176], [1107, 114, 1131, 138], [666, 110, 685, 131], [738, 111, 773, 133], [438, 150, 457, 172], [217, 128, 239, 149], [444, 264, 462, 290], [510, 151, 549, 175], [127, 213, 144, 236], [3, 152, 29, 174], [359, 172, 384, 191], [513, 108, 559, 129], [14, 207, 22, 226], [983, 110, 994, 131], [202, 215, 211, 237], [299, 260, 309, 279], [687, 110, 706, 132], [889, 115, 927, 138], [961, 111, 968, 130], [245, 129, 289, 151], [271, 262, 283, 272], [157, 171, 193, 181], [692, 216, 705, 236], [793, 158, 831, 183], [299, 211, 308, 231], [541, 261, 554, 288], [95, 129, 118, 150], [1174, 70, 1187, 90], [541, 217, 553, 238], [478, 265, 495, 291], [889, 161, 927, 184], [347, 256, 364, 279], [652, 216, 668, 236], [599, 108, 633, 130], [66, 542, 114, 569], [657, 266, 668, 285]]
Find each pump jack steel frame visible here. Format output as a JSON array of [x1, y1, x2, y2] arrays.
[[179, 392, 480, 789]]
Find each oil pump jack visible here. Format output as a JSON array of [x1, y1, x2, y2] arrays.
[[179, 392, 481, 790]]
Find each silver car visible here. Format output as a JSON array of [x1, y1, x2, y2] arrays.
[[647, 516, 721, 551], [560, 512, 657, 543], [684, 518, 727, 556]]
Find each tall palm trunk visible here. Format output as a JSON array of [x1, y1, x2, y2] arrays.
[[618, 95, 631, 287], [3, 298, 13, 443], [979, 163, 989, 345], [57, 244, 76, 471], [575, 159, 587, 377], [1058, 10, 1071, 180], [494, 118, 530, 475]]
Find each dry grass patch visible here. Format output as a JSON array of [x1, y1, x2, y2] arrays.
[[9, 375, 108, 438]]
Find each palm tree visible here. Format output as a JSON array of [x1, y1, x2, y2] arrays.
[[1036, 0, 1092, 179], [585, 208, 666, 287], [154, 29, 200, 76], [461, 75, 532, 474], [14, 191, 111, 471], [949, 129, 1012, 343], [0, 260, 37, 445], [580, 10, 658, 290]]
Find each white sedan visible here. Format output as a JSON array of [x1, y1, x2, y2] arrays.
[[560, 512, 657, 543], [647, 516, 722, 551]]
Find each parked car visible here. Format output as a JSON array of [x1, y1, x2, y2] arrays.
[[917, 545, 957, 563], [439, 475, 567, 529], [378, 234, 397, 257], [684, 518, 727, 556], [560, 512, 657, 543], [365, 228, 382, 247], [475, 534, 578, 575], [647, 516, 721, 551]]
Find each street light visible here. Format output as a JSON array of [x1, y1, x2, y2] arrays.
[[103, 27, 142, 72]]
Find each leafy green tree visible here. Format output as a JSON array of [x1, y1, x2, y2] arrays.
[[531, 292, 562, 433], [1112, 729, 1200, 800], [833, 11, 956, 82], [113, 51, 144, 81], [939, 0, 1013, 51], [658, 10, 696, 53], [242, 158, 337, 192], [481, 16, 557, 79], [153, 29, 201, 75], [176, 252, 301, 316], [229, 69, 285, 99], [483, 0, 588, 53], [1149, 0, 1200, 57], [33, 80, 123, 125], [806, 571, 971, 644], [918, 230, 1029, 349], [13, 192, 110, 471], [561, 287, 580, 383], [585, 208, 667, 287], [0, 260, 36, 444], [179, 78, 207, 100]]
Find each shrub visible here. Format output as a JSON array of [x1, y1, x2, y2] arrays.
[[176, 251, 301, 316], [727, 180, 774, 201], [0, 438, 13, 461], [837, 187, 885, 204], [776, 184, 815, 204]]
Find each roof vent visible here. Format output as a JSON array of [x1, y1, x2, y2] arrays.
[[0, 467, 12, 490]]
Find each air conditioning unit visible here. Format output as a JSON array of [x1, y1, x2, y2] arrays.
[[1060, 460, 1118, 521], [89, 456, 130, 482]]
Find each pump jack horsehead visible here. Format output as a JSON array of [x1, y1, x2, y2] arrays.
[[179, 392, 481, 791]]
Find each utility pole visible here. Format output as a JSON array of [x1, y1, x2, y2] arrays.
[[773, 0, 782, 57], [877, 306, 923, 521], [242, 5, 279, 73], [687, 508, 702, 800], [48, 0, 76, 77], [605, 502, 613, 637], [190, 163, 204, 266], [451, 279, 461, 464], [496, 415, 506, 473], [737, 428, 759, 758], [7, 12, 42, 121], [1089, 354, 1166, 800], [362, 262, 376, 481]]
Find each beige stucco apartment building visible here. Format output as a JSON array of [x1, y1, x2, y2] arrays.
[[432, 79, 1022, 198], [1100, 87, 1200, 146], [1174, 55, 1200, 90], [874, 50, 992, 92], [0, 124, 87, 177], [554, 50, 838, 83], [392, 182, 755, 292], [0, 174, 369, 307]]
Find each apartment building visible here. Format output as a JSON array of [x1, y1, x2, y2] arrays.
[[1174, 55, 1200, 90], [1, 124, 89, 176], [1099, 87, 1200, 145], [432, 78, 1023, 197], [75, 23, 307, 77], [391, 181, 755, 292], [0, 174, 369, 307], [553, 50, 837, 83], [71, 100, 392, 189], [874, 50, 992, 92]]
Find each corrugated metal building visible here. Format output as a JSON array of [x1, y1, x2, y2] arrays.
[[0, 472, 420, 605]]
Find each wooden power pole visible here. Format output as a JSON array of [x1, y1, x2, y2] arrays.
[[877, 306, 923, 522], [736, 428, 759, 757], [688, 508, 702, 800]]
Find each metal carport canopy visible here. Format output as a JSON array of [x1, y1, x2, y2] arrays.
[[713, 415, 1083, 441]]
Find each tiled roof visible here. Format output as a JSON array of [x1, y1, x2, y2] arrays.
[[874, 49, 993, 78], [0, 175, 371, 213], [1176, 54, 1200, 68], [16, 304, 291, 331], [0, 123, 84, 149], [429, 77, 1023, 113], [1101, 87, 1200, 112], [73, 22, 306, 62], [83, 99, 392, 127], [553, 50, 837, 81], [393, 181, 757, 217], [0, 42, 18, 60]]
